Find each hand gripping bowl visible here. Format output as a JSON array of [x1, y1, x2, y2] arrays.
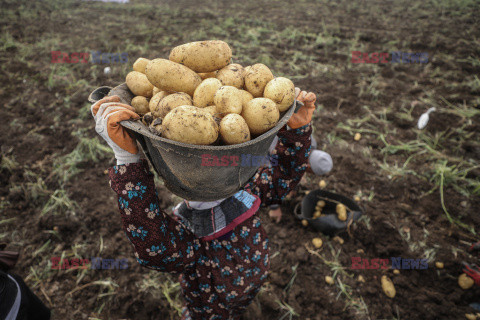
[[89, 83, 298, 201]]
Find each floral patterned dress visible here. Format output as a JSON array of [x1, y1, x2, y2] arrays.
[[108, 124, 312, 320]]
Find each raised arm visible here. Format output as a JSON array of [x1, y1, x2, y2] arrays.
[[91, 96, 198, 273], [244, 124, 312, 206], [244, 89, 316, 206]]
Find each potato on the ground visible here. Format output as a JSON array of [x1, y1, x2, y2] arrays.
[[216, 63, 245, 89], [241, 98, 279, 135], [381, 275, 396, 298], [152, 92, 192, 119], [264, 77, 295, 112], [198, 71, 217, 80], [162, 106, 219, 145], [214, 86, 243, 115], [131, 96, 150, 115], [193, 78, 223, 108], [169, 40, 232, 72], [336, 203, 347, 221], [244, 63, 274, 97], [133, 57, 150, 73], [145, 58, 201, 96], [239, 90, 253, 108], [126, 71, 154, 98], [459, 273, 474, 289], [319, 180, 327, 188], [219, 114, 250, 145], [325, 276, 334, 285], [312, 238, 323, 248], [149, 91, 169, 113]]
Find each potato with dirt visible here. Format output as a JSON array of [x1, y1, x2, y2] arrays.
[[133, 57, 151, 73], [216, 63, 245, 89], [213, 86, 243, 115], [131, 96, 150, 115], [152, 92, 192, 119], [264, 77, 295, 112], [239, 90, 253, 108], [219, 114, 251, 145], [193, 78, 223, 108], [244, 63, 274, 97], [241, 98, 279, 135], [145, 59, 201, 96], [198, 71, 217, 80], [162, 106, 219, 145], [169, 40, 232, 73], [149, 91, 169, 113], [126, 71, 154, 98]]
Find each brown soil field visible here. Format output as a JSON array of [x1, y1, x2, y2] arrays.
[[1, 0, 479, 319]]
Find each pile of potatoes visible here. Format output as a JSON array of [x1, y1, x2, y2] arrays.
[[125, 40, 296, 145]]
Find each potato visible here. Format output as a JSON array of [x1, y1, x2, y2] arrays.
[[358, 275, 365, 283], [325, 276, 334, 285], [393, 269, 400, 275], [264, 77, 295, 112], [149, 91, 169, 113], [317, 200, 326, 207], [213, 86, 243, 115], [193, 78, 223, 108], [241, 98, 279, 135], [301, 219, 308, 227], [435, 262, 444, 269], [131, 96, 150, 115], [244, 63, 274, 97], [133, 58, 150, 73], [216, 63, 244, 89], [319, 180, 327, 188], [203, 105, 217, 116], [312, 238, 323, 248], [465, 314, 477, 320], [354, 133, 362, 141], [152, 93, 192, 119], [333, 236, 344, 244], [162, 106, 218, 145], [239, 90, 253, 108], [169, 40, 232, 72], [126, 71, 154, 98], [336, 204, 347, 221], [152, 87, 161, 96], [381, 275, 396, 298], [459, 273, 474, 289], [199, 71, 217, 80], [145, 59, 201, 96], [219, 114, 250, 145]]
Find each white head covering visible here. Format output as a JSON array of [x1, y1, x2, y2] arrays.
[[309, 150, 333, 176]]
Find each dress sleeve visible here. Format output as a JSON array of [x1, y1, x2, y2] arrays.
[[244, 124, 312, 206], [108, 160, 199, 273]]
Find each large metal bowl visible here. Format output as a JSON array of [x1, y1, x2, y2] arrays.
[[89, 83, 297, 201]]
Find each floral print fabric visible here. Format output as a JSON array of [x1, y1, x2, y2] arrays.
[[108, 124, 312, 319]]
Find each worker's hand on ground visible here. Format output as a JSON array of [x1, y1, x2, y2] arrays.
[[91, 95, 141, 165], [287, 88, 316, 129], [268, 206, 282, 223]]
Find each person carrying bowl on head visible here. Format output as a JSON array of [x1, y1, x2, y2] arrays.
[[91, 88, 316, 320]]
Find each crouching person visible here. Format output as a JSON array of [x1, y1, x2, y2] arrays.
[[91, 89, 316, 319]]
